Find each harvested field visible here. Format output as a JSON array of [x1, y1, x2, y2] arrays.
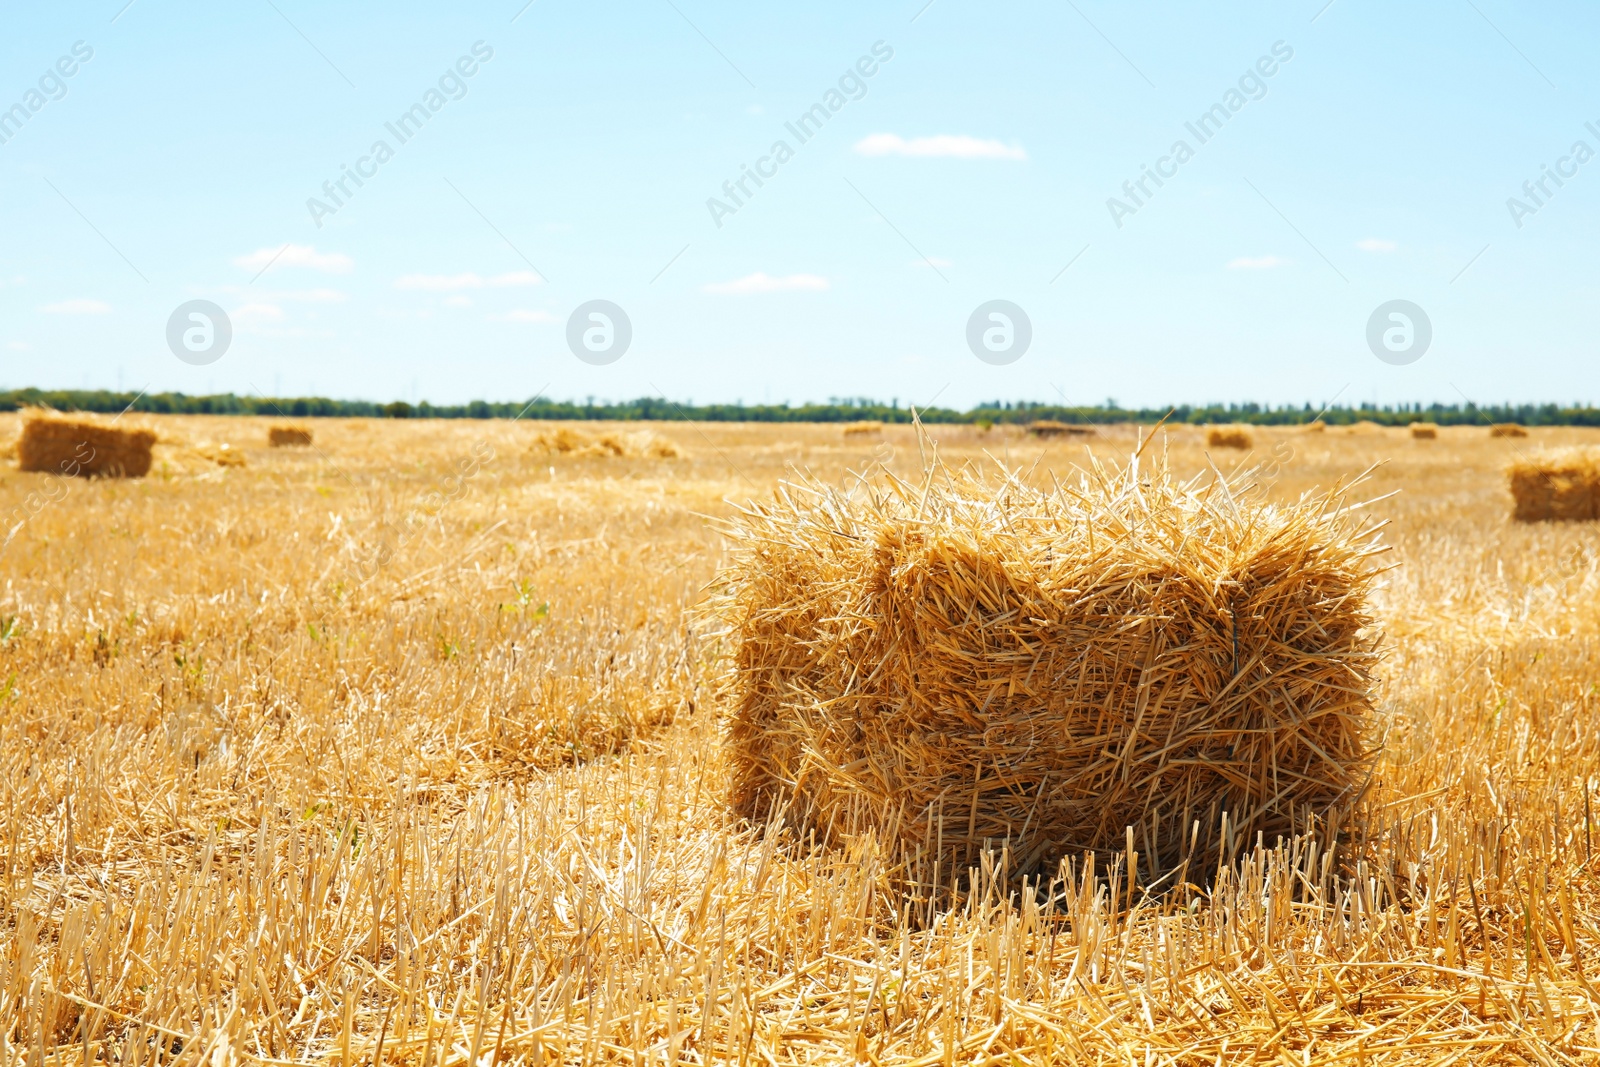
[[3, 415, 1600, 1064]]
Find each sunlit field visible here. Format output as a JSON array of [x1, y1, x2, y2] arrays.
[[3, 414, 1599, 1065]]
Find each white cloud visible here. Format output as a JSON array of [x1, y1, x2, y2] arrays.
[[233, 303, 285, 323], [234, 244, 354, 275], [218, 285, 347, 303], [494, 309, 557, 323], [444, 295, 473, 308], [702, 272, 830, 295], [275, 287, 347, 303], [40, 299, 111, 315], [394, 271, 542, 291], [854, 133, 1028, 160], [1356, 238, 1398, 253], [1227, 255, 1289, 270]]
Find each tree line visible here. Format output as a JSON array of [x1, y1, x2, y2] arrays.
[[3, 388, 1598, 427]]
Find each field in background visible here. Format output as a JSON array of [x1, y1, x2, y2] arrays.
[[2, 414, 1599, 1064]]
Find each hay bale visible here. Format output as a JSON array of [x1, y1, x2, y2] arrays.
[[1509, 451, 1600, 522], [646, 436, 682, 458], [195, 443, 246, 468], [1207, 426, 1252, 449], [269, 425, 313, 447], [1303, 420, 1326, 433], [1491, 423, 1528, 439], [708, 457, 1384, 892], [1409, 423, 1438, 439], [16, 410, 156, 478], [532, 427, 588, 454], [843, 421, 883, 437], [531, 426, 679, 459], [1027, 420, 1094, 438]]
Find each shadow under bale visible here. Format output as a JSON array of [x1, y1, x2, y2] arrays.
[[707, 449, 1386, 901]]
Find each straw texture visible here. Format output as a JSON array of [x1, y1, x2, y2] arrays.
[[16, 409, 156, 478], [708, 451, 1385, 894], [1509, 449, 1600, 522]]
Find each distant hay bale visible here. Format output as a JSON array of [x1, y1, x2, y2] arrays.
[[16, 410, 156, 478], [1491, 423, 1529, 439], [1346, 420, 1383, 435], [1207, 426, 1252, 449], [1304, 420, 1326, 433], [1409, 422, 1438, 439], [531, 425, 680, 459], [269, 425, 313, 447], [1027, 420, 1094, 438], [533, 427, 589, 455], [1509, 451, 1600, 522], [196, 443, 246, 468], [708, 456, 1384, 894], [646, 436, 682, 458], [843, 421, 883, 436]]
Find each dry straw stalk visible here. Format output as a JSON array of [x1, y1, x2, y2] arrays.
[[708, 447, 1386, 897], [1509, 449, 1600, 522], [15, 409, 156, 478]]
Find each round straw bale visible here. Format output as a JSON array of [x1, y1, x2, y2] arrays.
[[1409, 422, 1438, 439], [708, 457, 1384, 894], [1491, 423, 1528, 438], [843, 421, 884, 436], [1303, 420, 1326, 433]]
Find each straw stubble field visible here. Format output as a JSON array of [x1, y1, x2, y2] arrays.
[[1, 415, 1599, 1065]]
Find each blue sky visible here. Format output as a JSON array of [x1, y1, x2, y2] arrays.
[[1, 0, 1596, 409]]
